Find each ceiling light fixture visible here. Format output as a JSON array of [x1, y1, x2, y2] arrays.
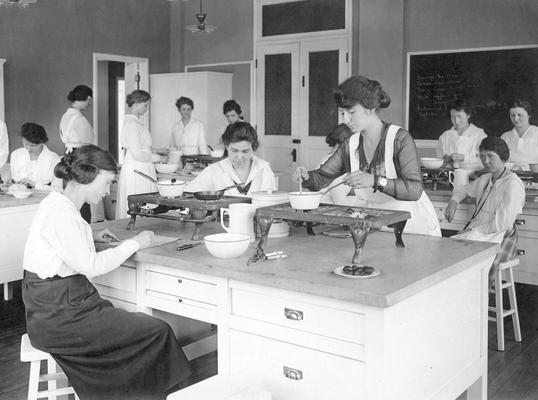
[[185, 0, 216, 34], [0, 0, 37, 8]]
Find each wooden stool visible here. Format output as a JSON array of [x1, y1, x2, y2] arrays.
[[20, 333, 79, 400], [488, 259, 522, 351]]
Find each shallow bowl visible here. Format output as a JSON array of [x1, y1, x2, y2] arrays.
[[420, 157, 444, 170], [155, 163, 179, 174], [10, 190, 32, 199], [289, 191, 322, 210], [204, 233, 250, 259], [157, 179, 185, 198]]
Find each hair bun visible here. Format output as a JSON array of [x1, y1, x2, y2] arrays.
[[54, 157, 73, 181], [377, 90, 391, 109]]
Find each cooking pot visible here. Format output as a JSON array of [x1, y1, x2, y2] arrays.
[[157, 179, 185, 198]]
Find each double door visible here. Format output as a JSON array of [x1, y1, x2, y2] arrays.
[[256, 38, 350, 191]]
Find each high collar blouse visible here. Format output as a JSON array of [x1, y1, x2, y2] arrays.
[[59, 107, 94, 149], [184, 155, 276, 196], [501, 125, 538, 167], [23, 191, 139, 279], [436, 123, 487, 165], [169, 118, 208, 155]]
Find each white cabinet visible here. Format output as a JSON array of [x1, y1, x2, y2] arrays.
[[0, 59, 5, 120], [149, 71, 232, 150], [91, 260, 137, 312]]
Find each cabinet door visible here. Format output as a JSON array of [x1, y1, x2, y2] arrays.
[[230, 330, 364, 400]]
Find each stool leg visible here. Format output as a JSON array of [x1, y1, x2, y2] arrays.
[[495, 270, 505, 351], [27, 360, 40, 400], [507, 267, 522, 343], [47, 358, 57, 400]]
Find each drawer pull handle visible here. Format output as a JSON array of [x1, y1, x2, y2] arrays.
[[178, 298, 183, 303], [515, 219, 525, 225], [283, 366, 303, 380], [177, 279, 182, 284], [284, 308, 303, 321], [517, 249, 526, 256]]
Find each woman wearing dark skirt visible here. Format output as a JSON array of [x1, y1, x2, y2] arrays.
[[22, 145, 191, 400]]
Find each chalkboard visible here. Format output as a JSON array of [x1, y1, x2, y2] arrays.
[[408, 46, 538, 140]]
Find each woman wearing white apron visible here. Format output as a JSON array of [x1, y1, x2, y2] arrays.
[[436, 99, 486, 168], [297, 75, 440, 236], [500, 98, 538, 171], [115, 90, 158, 219]]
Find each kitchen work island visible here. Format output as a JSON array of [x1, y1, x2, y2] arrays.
[[94, 218, 497, 400], [0, 192, 47, 300]]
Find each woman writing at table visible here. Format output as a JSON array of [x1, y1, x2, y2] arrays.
[[169, 96, 208, 155], [436, 99, 486, 167], [116, 90, 159, 219], [10, 122, 62, 190], [296, 75, 440, 236], [185, 121, 276, 196], [501, 99, 538, 170], [22, 145, 191, 400]]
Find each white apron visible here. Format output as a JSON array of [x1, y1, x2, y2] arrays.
[[348, 125, 441, 236]]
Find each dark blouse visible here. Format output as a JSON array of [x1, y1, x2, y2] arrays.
[[302, 122, 424, 201]]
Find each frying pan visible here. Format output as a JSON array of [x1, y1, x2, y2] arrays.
[[193, 183, 243, 201]]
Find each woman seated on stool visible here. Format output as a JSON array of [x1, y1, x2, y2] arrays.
[[436, 99, 486, 168], [10, 122, 62, 190], [22, 145, 191, 400], [185, 121, 276, 196], [445, 137, 525, 278]]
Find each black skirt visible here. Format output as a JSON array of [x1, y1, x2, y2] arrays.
[[22, 271, 191, 400]]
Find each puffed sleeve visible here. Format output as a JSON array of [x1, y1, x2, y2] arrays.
[[0, 121, 8, 168], [184, 164, 219, 193], [436, 133, 446, 158], [44, 209, 140, 278], [10, 149, 25, 182], [302, 142, 349, 191], [123, 123, 152, 162], [260, 162, 277, 191], [197, 122, 209, 155], [169, 122, 180, 149]]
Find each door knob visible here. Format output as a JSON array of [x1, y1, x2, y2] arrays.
[[291, 148, 297, 162]]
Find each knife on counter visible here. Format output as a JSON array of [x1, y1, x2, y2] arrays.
[[177, 242, 203, 252]]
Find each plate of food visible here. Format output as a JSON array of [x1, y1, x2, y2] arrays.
[[333, 264, 380, 279]]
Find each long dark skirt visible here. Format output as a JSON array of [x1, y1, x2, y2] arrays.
[[22, 272, 191, 400]]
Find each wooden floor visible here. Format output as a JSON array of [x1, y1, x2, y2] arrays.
[[1, 280, 537, 400]]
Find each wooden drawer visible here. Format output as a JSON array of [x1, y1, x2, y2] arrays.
[[230, 330, 364, 400], [513, 213, 538, 233], [432, 201, 472, 230], [514, 235, 538, 274], [101, 295, 137, 312], [146, 270, 217, 305], [92, 265, 136, 293], [231, 288, 364, 344]]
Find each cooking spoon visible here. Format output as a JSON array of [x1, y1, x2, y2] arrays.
[[134, 169, 158, 184]]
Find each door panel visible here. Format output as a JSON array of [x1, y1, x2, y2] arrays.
[[257, 39, 349, 190]]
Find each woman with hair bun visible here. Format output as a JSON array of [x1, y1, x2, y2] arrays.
[[223, 99, 244, 125], [296, 75, 440, 236], [22, 144, 191, 400], [185, 121, 276, 195], [116, 90, 158, 219], [169, 96, 208, 155], [59, 84, 94, 150], [10, 122, 62, 190]]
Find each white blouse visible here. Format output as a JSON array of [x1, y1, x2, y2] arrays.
[[436, 123, 487, 165], [10, 144, 62, 189], [59, 108, 94, 149], [185, 156, 276, 196], [451, 171, 525, 243], [24, 191, 139, 279], [169, 118, 208, 155], [501, 125, 538, 168], [0, 120, 8, 169]]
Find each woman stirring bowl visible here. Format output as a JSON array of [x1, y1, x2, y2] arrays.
[[185, 121, 276, 196], [169, 96, 208, 155], [10, 122, 62, 190], [436, 99, 486, 168], [501, 99, 538, 170], [295, 75, 440, 236], [22, 145, 191, 400]]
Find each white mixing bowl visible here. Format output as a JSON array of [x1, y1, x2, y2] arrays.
[[420, 157, 443, 170], [155, 163, 179, 174], [289, 191, 322, 210], [204, 233, 250, 259]]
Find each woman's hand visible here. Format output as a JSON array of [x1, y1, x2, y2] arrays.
[[93, 228, 120, 243], [18, 178, 35, 189], [292, 166, 309, 183], [132, 230, 154, 249], [343, 171, 375, 189], [445, 199, 458, 222], [451, 153, 465, 162]]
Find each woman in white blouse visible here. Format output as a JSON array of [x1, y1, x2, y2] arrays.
[[59, 85, 94, 150], [116, 90, 159, 219], [169, 96, 208, 155], [437, 99, 487, 167], [22, 144, 190, 400], [10, 122, 62, 190], [0, 119, 8, 171], [500, 99, 538, 170], [185, 122, 276, 196]]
